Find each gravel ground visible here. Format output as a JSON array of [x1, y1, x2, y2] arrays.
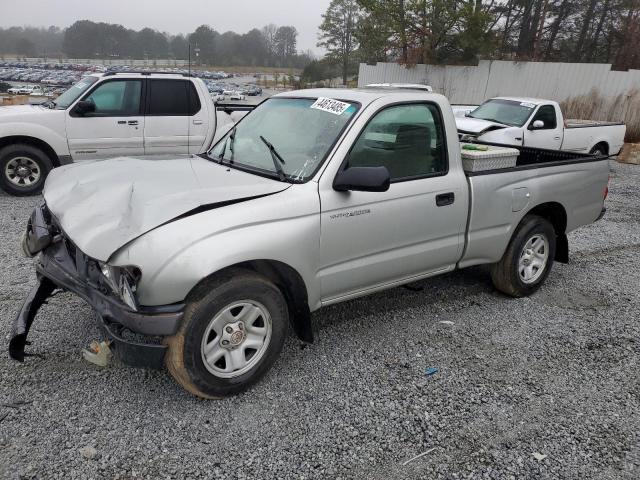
[[1, 161, 639, 480]]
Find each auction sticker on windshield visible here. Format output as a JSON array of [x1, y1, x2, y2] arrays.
[[311, 97, 351, 115]]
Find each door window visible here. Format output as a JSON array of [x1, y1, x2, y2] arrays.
[[531, 105, 557, 129], [83, 80, 142, 115], [345, 103, 447, 181], [147, 79, 201, 116]]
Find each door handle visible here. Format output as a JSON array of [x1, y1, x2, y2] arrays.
[[436, 192, 455, 207], [193, 119, 203, 125], [554, 136, 561, 140], [117, 120, 126, 125], [128, 120, 139, 126]]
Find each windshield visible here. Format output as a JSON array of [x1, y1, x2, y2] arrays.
[[53, 76, 99, 109], [209, 97, 359, 182], [468, 99, 536, 127]]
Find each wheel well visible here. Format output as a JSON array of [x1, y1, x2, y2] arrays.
[[197, 260, 313, 343], [0, 136, 60, 167], [592, 141, 609, 155], [525, 202, 569, 263]]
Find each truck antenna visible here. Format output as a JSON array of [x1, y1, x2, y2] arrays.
[[187, 43, 192, 156]]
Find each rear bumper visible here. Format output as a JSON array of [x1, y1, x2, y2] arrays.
[[9, 204, 184, 368]]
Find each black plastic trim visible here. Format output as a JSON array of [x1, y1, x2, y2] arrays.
[[99, 318, 167, 369], [34, 243, 183, 336], [57, 155, 73, 165], [464, 140, 609, 177]]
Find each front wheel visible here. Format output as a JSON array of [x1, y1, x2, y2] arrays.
[[490, 215, 556, 297], [165, 269, 289, 398], [0, 143, 52, 196]]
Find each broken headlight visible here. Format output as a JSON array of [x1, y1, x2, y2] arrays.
[[98, 263, 141, 311]]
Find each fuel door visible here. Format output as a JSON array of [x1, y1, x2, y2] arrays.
[[512, 187, 531, 212]]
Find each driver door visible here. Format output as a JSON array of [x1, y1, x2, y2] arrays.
[[524, 104, 562, 150], [318, 102, 468, 302], [66, 79, 145, 160]]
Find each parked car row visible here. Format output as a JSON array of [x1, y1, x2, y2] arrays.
[[105, 65, 232, 80], [0, 62, 236, 90], [0, 61, 107, 72], [0, 67, 84, 86], [206, 81, 262, 102]]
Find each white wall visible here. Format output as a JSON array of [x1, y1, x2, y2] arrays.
[[359, 61, 640, 140]]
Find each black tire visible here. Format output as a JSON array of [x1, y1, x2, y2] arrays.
[[165, 269, 289, 398], [490, 215, 556, 298], [589, 143, 608, 156], [0, 143, 52, 196]]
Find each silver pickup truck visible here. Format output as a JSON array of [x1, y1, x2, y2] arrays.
[[10, 87, 609, 398]]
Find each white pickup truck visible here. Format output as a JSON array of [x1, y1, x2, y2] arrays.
[[0, 72, 250, 196], [455, 97, 626, 155]]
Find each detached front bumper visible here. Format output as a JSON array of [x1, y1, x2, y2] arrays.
[[9, 205, 184, 368]]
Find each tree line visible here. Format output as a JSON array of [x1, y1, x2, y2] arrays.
[[0, 21, 312, 68], [310, 0, 640, 84]]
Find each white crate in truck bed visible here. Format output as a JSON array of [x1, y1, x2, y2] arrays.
[[460, 144, 520, 172]]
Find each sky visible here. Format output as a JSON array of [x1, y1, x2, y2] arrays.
[[0, 0, 331, 53]]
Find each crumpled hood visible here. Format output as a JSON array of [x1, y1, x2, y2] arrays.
[[44, 156, 290, 261], [456, 116, 508, 135]]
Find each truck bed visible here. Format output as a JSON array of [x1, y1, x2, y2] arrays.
[[458, 141, 609, 269], [464, 141, 606, 176], [565, 119, 624, 128]]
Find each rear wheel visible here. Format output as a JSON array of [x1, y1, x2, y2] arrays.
[[165, 269, 289, 398], [0, 144, 52, 196], [491, 215, 556, 297], [589, 143, 608, 156]]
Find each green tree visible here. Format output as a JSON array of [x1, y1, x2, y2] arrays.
[[135, 28, 169, 59], [16, 38, 36, 57], [355, 8, 391, 63], [189, 25, 218, 64], [170, 34, 189, 59], [274, 26, 298, 66], [356, 0, 497, 65], [318, 0, 360, 85]]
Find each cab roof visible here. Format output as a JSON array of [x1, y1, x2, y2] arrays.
[[492, 97, 551, 106], [275, 88, 439, 108]]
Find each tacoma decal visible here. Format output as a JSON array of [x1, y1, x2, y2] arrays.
[[330, 209, 371, 220]]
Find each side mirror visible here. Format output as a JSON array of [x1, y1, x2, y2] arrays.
[[74, 100, 95, 116], [530, 120, 545, 130], [333, 166, 391, 193]]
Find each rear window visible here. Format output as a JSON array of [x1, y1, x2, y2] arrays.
[[147, 79, 201, 116]]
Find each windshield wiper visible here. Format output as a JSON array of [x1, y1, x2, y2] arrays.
[[259, 135, 287, 182], [229, 126, 237, 164], [473, 116, 512, 126], [216, 127, 238, 165]]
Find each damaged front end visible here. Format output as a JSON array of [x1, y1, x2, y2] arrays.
[[9, 202, 184, 368]]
